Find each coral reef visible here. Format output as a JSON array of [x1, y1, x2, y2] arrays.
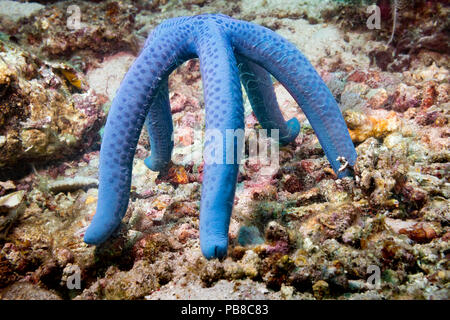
[[0, 0, 448, 300], [324, 0, 449, 72], [0, 0, 140, 62], [0, 38, 105, 174]]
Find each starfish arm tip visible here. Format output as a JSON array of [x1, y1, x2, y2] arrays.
[[144, 156, 170, 172], [279, 117, 301, 145], [200, 237, 228, 260], [83, 227, 106, 245]]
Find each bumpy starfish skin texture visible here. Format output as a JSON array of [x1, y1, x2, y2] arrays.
[[84, 14, 357, 259]]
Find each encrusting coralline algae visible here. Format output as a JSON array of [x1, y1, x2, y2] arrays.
[[0, 0, 448, 300]]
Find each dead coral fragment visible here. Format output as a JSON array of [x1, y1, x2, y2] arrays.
[[78, 260, 170, 300], [167, 165, 189, 185], [399, 223, 438, 244], [344, 110, 400, 143], [47, 177, 99, 193], [0, 190, 25, 238], [0, 190, 25, 211], [312, 280, 329, 300]]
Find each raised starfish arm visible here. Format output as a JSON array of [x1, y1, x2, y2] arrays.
[[84, 20, 195, 244], [144, 77, 173, 172], [230, 20, 357, 177], [236, 54, 300, 146]]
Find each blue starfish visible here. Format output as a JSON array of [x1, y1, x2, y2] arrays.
[[84, 14, 357, 259]]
